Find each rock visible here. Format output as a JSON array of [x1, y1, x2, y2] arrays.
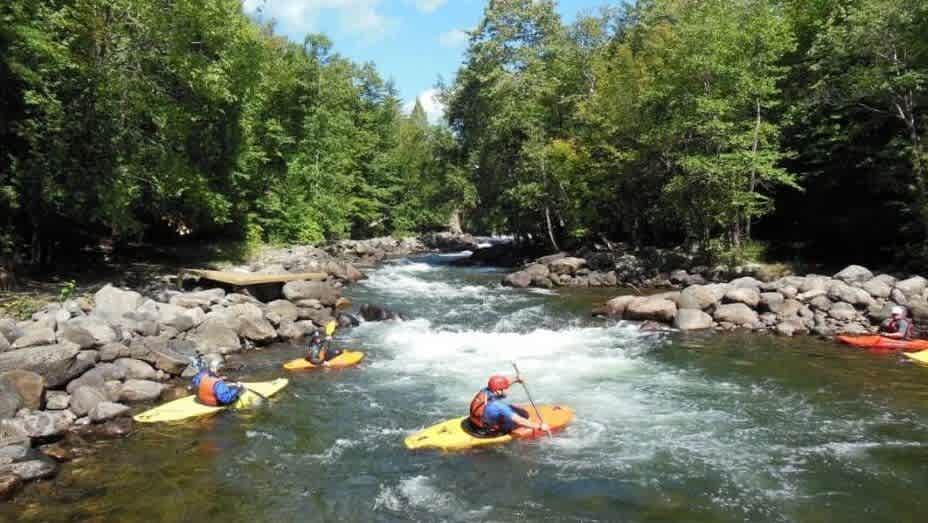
[[187, 321, 241, 355], [678, 285, 722, 311], [723, 287, 760, 307], [776, 319, 808, 337], [359, 304, 403, 322], [599, 295, 636, 317], [282, 281, 340, 306], [895, 276, 928, 298], [93, 284, 144, 323], [759, 312, 778, 326], [118, 380, 164, 402], [66, 317, 118, 345], [150, 303, 194, 332], [839, 323, 870, 335], [228, 304, 277, 343], [148, 342, 195, 375], [730, 276, 763, 289], [103, 381, 123, 402], [98, 342, 130, 362], [908, 298, 928, 322], [88, 402, 130, 423], [266, 300, 299, 323], [834, 265, 873, 283], [780, 286, 798, 299], [798, 276, 831, 293], [673, 309, 714, 330], [276, 320, 305, 341], [549, 257, 587, 276], [69, 386, 107, 417], [624, 297, 677, 323], [713, 303, 759, 327], [796, 289, 826, 302], [0, 381, 22, 421], [0, 343, 85, 388], [114, 358, 158, 380], [0, 333, 8, 353], [300, 308, 335, 327], [0, 458, 57, 481], [11, 327, 57, 350], [862, 278, 892, 299], [0, 474, 22, 500], [759, 292, 785, 311], [56, 323, 95, 349], [2, 409, 75, 439], [0, 320, 22, 345], [45, 392, 70, 411], [809, 295, 833, 311], [828, 302, 858, 321], [0, 371, 44, 410], [502, 270, 532, 288], [890, 287, 908, 306], [827, 282, 874, 307]]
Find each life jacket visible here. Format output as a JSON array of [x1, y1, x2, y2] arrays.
[[197, 375, 220, 406], [886, 318, 915, 340], [468, 388, 501, 432]]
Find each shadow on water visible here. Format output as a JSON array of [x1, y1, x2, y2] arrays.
[[4, 254, 928, 522]]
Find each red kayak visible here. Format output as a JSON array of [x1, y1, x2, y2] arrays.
[[836, 335, 928, 352]]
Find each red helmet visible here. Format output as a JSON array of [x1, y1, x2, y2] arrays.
[[488, 375, 510, 392]]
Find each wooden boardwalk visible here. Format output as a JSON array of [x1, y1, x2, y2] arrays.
[[183, 269, 327, 287]]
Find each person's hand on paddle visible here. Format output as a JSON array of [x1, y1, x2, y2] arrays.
[[537, 422, 550, 432]]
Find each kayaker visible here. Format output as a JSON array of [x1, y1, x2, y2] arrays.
[[880, 306, 914, 340], [305, 327, 343, 366], [191, 358, 245, 406], [468, 375, 549, 436]]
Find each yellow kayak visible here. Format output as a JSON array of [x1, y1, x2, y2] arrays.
[[133, 378, 289, 423], [283, 351, 365, 370], [404, 404, 573, 451], [903, 350, 928, 366]]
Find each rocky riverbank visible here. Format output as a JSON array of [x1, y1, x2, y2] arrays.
[[0, 237, 431, 500]]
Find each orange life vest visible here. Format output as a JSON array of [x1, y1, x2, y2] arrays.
[[468, 389, 500, 431], [197, 375, 220, 406]]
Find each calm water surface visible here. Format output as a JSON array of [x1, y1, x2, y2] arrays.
[[4, 254, 928, 522]]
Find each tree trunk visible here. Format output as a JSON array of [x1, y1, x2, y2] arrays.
[[746, 98, 761, 240], [545, 206, 560, 252]]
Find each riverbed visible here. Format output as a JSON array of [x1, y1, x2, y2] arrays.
[[4, 254, 928, 522]]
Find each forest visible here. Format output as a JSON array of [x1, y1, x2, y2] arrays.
[[2, 0, 927, 268]]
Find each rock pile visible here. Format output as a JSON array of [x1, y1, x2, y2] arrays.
[[596, 265, 928, 336]]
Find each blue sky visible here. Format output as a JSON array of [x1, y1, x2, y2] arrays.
[[242, 0, 612, 122]]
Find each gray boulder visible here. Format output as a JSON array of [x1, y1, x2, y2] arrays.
[[908, 298, 928, 322], [678, 285, 721, 311], [0, 371, 44, 410], [118, 380, 164, 402], [776, 319, 808, 337], [266, 300, 299, 323], [226, 304, 276, 343], [890, 288, 908, 306], [834, 265, 873, 283], [599, 295, 636, 317], [57, 324, 95, 349], [282, 281, 340, 306], [0, 381, 22, 421], [187, 320, 241, 355], [827, 282, 874, 307], [2, 409, 76, 439], [93, 284, 144, 323], [894, 276, 928, 298], [798, 276, 831, 293], [114, 359, 158, 380], [0, 320, 22, 345], [66, 317, 118, 345], [11, 327, 57, 350], [673, 309, 714, 330], [69, 386, 106, 417], [730, 276, 763, 289], [0, 343, 85, 388], [828, 302, 858, 321], [277, 320, 305, 341], [88, 402, 130, 423], [625, 297, 677, 323], [0, 334, 7, 353], [45, 392, 70, 411], [759, 292, 785, 311], [0, 458, 57, 481], [502, 271, 532, 288], [724, 287, 760, 307], [149, 342, 195, 376], [862, 278, 892, 299], [809, 295, 833, 311], [713, 303, 759, 327], [98, 342, 130, 362], [549, 257, 587, 276]]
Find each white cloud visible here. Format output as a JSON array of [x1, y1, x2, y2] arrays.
[[412, 0, 447, 13], [403, 88, 445, 125], [438, 28, 469, 48], [243, 0, 393, 41]]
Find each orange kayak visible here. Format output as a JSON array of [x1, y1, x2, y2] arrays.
[[836, 335, 928, 351]]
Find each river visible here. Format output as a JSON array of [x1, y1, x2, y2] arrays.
[[4, 254, 928, 522]]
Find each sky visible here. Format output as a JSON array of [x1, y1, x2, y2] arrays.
[[242, 0, 612, 123]]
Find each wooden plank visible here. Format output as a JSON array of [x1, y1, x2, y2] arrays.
[[183, 269, 327, 286]]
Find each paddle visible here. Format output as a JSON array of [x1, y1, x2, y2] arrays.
[[511, 361, 551, 438]]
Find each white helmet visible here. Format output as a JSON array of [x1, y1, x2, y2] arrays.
[[208, 358, 222, 374], [891, 306, 905, 316]]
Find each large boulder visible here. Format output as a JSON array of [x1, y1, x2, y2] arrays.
[[769, 298, 802, 317], [118, 380, 164, 402], [907, 298, 928, 322], [154, 303, 197, 332], [862, 278, 892, 299], [549, 257, 587, 276], [729, 276, 763, 289], [93, 284, 144, 323], [0, 371, 44, 410], [282, 281, 340, 306], [45, 392, 70, 411], [798, 276, 831, 293], [56, 324, 96, 349], [187, 320, 241, 354], [713, 303, 760, 327], [98, 342, 130, 362], [226, 304, 276, 343], [502, 270, 532, 288], [673, 309, 714, 331], [0, 343, 85, 388], [599, 295, 636, 317], [834, 265, 873, 284], [0, 381, 22, 421], [0, 456, 57, 481], [894, 276, 928, 298], [0, 321, 23, 346], [677, 285, 722, 311], [147, 341, 195, 376], [2, 409, 76, 439], [88, 402, 130, 423], [828, 302, 858, 321], [266, 300, 299, 323], [723, 287, 760, 307], [827, 282, 874, 307], [624, 297, 677, 323], [114, 358, 158, 380], [759, 292, 785, 311], [11, 327, 56, 350], [69, 386, 107, 417], [0, 334, 8, 353], [66, 317, 118, 346], [775, 318, 808, 337]]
